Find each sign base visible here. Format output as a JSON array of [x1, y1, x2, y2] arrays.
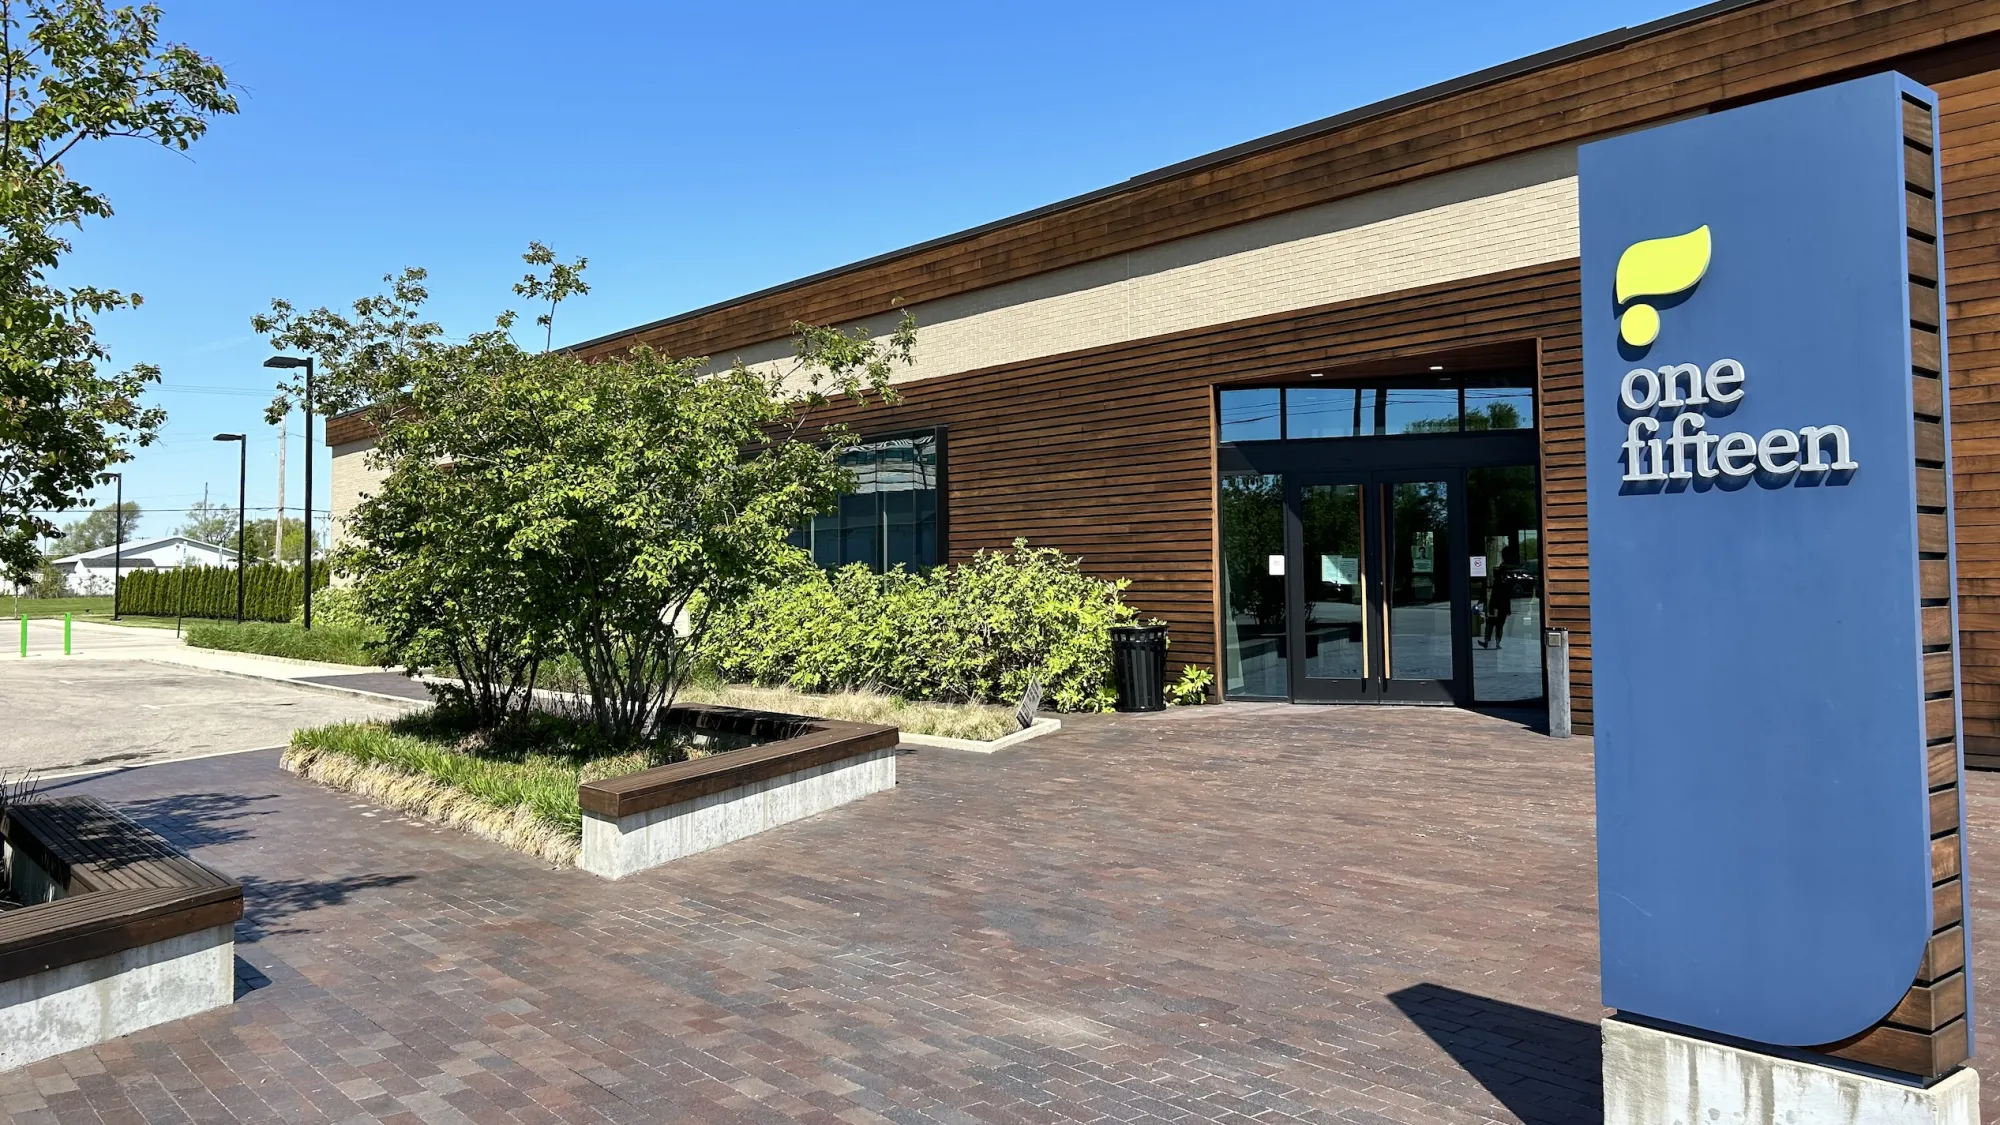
[[1604, 1018, 1979, 1125]]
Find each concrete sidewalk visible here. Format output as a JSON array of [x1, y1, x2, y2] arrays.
[[7, 617, 419, 700]]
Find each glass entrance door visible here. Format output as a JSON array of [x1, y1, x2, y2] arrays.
[[1290, 474, 1458, 703], [1296, 481, 1368, 699], [1214, 415, 1544, 707], [1378, 476, 1457, 703], [1467, 466, 1544, 702]]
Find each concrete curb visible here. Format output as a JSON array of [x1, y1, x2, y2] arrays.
[[34, 743, 286, 783], [135, 659, 426, 708], [899, 717, 1063, 754]]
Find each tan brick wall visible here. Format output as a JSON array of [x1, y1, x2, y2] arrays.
[[720, 145, 1580, 389], [329, 147, 1583, 525], [328, 438, 385, 548]]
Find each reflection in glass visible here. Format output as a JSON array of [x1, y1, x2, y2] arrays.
[[1286, 388, 1362, 439], [792, 431, 940, 572], [1220, 473, 1287, 699], [1388, 480, 1453, 681], [1379, 389, 1462, 435], [1469, 464, 1543, 701], [1464, 385, 1534, 431], [1213, 377, 1537, 445], [1220, 389, 1282, 442], [1301, 484, 1364, 679]]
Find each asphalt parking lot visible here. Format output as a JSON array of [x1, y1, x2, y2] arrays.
[[0, 649, 412, 777]]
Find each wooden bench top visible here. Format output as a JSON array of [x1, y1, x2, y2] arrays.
[[0, 796, 242, 983], [4, 797, 235, 895], [578, 705, 898, 820]]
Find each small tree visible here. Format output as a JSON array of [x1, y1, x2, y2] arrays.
[[505, 330, 911, 746], [337, 328, 550, 728], [278, 245, 917, 743], [0, 1, 235, 584], [28, 553, 62, 596]]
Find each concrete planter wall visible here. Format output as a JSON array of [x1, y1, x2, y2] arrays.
[[577, 705, 899, 880]]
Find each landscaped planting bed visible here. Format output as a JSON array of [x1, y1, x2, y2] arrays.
[[284, 704, 898, 875], [647, 683, 1014, 742], [185, 621, 380, 665]]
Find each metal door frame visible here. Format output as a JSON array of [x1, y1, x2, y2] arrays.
[[1285, 469, 1464, 704], [1220, 430, 1535, 707]]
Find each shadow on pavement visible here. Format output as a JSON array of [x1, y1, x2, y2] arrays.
[[299, 672, 433, 701], [236, 872, 419, 943], [31, 784, 281, 851], [1389, 982, 1602, 1125], [233, 955, 272, 999]]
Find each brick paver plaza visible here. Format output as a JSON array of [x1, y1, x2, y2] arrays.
[[4, 704, 1996, 1124]]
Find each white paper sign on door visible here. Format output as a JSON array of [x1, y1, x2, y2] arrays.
[[1267, 554, 1285, 576], [1470, 555, 1489, 578]]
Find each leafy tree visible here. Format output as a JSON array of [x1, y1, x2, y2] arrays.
[[239, 517, 319, 563], [175, 495, 232, 544], [294, 245, 917, 743], [58, 499, 138, 552], [512, 240, 587, 353], [252, 266, 438, 427], [28, 553, 61, 595], [0, 1, 235, 584]]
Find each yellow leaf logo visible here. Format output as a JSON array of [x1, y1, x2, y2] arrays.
[[1615, 225, 1712, 347]]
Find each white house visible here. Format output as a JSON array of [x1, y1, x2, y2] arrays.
[[38, 536, 237, 596]]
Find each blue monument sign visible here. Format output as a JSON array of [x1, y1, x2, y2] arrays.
[[1582, 72, 1968, 1054]]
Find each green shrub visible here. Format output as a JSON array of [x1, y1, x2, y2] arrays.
[[184, 621, 381, 666], [1166, 665, 1214, 706], [289, 584, 370, 629], [703, 540, 1135, 712], [121, 564, 327, 623]]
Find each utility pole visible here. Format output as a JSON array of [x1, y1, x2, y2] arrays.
[[106, 472, 123, 620], [275, 413, 287, 562]]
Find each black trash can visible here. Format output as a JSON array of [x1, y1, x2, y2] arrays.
[[1110, 623, 1168, 712]]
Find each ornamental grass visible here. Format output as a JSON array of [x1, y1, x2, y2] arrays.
[[282, 710, 614, 866]]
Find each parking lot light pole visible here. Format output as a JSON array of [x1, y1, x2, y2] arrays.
[[263, 356, 314, 628], [214, 433, 247, 623]]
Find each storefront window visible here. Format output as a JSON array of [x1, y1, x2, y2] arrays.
[[1219, 389, 1282, 442], [1220, 377, 1535, 442], [1379, 388, 1462, 435], [1285, 387, 1362, 439], [1464, 385, 1535, 430], [790, 430, 941, 572]]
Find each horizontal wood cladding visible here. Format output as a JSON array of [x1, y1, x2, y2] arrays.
[[578, 3, 2000, 367], [801, 261, 1590, 728], [1822, 91, 1971, 1081], [1937, 66, 2000, 765], [325, 412, 373, 447]]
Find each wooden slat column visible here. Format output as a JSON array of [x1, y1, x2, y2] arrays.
[[1814, 90, 1972, 1081]]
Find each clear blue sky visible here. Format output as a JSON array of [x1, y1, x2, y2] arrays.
[[56, 0, 1689, 543]]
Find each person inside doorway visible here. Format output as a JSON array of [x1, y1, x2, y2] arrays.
[[1480, 544, 1519, 649]]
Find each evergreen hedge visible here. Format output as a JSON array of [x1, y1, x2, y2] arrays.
[[119, 564, 328, 622]]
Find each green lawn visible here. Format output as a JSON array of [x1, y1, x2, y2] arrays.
[[4, 596, 188, 629], [7, 595, 112, 617]]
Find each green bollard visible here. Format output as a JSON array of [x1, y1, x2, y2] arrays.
[[63, 612, 71, 655], [17, 614, 23, 658]]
